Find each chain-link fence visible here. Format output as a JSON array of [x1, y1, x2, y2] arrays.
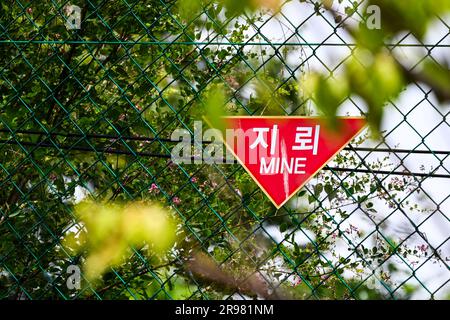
[[0, 0, 449, 300]]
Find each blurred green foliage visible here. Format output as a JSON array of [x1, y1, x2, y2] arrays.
[[0, 0, 448, 300], [63, 201, 175, 282], [307, 0, 450, 135]]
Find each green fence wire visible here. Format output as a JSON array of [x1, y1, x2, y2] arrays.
[[0, 0, 449, 300]]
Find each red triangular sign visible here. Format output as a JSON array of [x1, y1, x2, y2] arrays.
[[222, 117, 367, 208]]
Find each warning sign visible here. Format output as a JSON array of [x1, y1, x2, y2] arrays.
[[222, 116, 367, 208]]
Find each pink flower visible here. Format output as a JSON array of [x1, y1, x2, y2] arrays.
[[172, 196, 181, 205], [293, 276, 302, 287], [190, 177, 198, 183], [418, 244, 428, 252], [149, 183, 160, 194]]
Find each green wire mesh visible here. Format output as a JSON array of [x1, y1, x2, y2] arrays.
[[0, 0, 449, 300]]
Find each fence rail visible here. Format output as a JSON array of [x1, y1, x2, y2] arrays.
[[0, 0, 449, 300]]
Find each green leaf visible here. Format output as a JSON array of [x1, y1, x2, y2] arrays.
[[314, 183, 323, 197]]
